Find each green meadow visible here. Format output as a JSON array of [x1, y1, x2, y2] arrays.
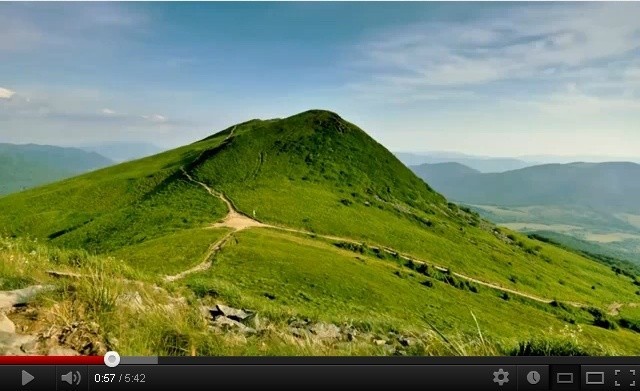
[[1, 110, 640, 356]]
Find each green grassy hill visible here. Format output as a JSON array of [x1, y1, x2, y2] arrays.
[[0, 143, 113, 195], [2, 110, 640, 356]]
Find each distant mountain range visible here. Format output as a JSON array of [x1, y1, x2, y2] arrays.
[[0, 143, 113, 195], [396, 151, 640, 174], [411, 161, 640, 214], [78, 142, 163, 162], [411, 161, 640, 264], [395, 152, 533, 173]]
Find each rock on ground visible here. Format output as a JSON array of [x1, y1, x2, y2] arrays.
[[0, 286, 83, 356], [309, 323, 341, 340], [0, 285, 54, 309], [207, 304, 258, 334], [211, 316, 256, 335], [0, 331, 38, 355], [210, 304, 253, 321], [0, 313, 16, 333]]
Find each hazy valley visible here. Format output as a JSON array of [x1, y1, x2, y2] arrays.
[[411, 162, 640, 265]]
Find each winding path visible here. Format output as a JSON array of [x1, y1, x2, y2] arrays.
[[164, 149, 626, 313], [164, 231, 234, 282]]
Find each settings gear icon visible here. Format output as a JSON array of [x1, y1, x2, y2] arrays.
[[493, 368, 510, 386]]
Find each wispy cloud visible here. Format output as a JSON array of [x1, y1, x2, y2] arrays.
[[350, 3, 640, 104], [141, 114, 168, 123], [0, 3, 149, 53], [529, 83, 640, 116], [1, 88, 182, 132], [0, 87, 16, 99]]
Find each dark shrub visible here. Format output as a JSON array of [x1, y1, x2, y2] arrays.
[[587, 307, 618, 330], [421, 280, 434, 288], [619, 318, 640, 333], [416, 264, 430, 276]]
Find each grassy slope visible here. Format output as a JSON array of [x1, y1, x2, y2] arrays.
[[0, 110, 639, 355], [183, 228, 640, 355], [3, 234, 639, 356], [110, 228, 231, 276], [190, 111, 640, 307], [0, 134, 229, 253]]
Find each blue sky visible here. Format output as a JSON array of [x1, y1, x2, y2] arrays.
[[1, 2, 640, 158]]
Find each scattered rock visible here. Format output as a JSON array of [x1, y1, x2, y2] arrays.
[[288, 317, 312, 329], [207, 304, 258, 334], [309, 323, 341, 340], [210, 304, 253, 322], [0, 285, 54, 309], [42, 317, 106, 355], [20, 339, 38, 354], [117, 291, 144, 311], [0, 290, 85, 356], [47, 346, 80, 356], [0, 313, 16, 333], [374, 339, 387, 346], [290, 327, 309, 339], [211, 316, 256, 335], [0, 331, 37, 355], [244, 313, 261, 329]]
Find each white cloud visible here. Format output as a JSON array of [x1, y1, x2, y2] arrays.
[[0, 85, 181, 133], [0, 87, 16, 99], [534, 89, 640, 116], [351, 3, 640, 97], [0, 4, 149, 53], [141, 114, 168, 123]]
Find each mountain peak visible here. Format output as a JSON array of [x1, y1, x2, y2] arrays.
[[289, 109, 343, 120], [190, 110, 445, 223], [283, 109, 355, 135]]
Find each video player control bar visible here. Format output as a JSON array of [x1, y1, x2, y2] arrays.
[[1, 364, 640, 390]]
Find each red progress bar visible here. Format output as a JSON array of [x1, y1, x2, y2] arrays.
[[0, 356, 104, 365]]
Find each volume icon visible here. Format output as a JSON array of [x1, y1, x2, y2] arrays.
[[61, 371, 82, 385]]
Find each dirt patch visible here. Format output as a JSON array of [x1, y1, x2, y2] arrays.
[[211, 210, 267, 230], [608, 302, 624, 316]]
